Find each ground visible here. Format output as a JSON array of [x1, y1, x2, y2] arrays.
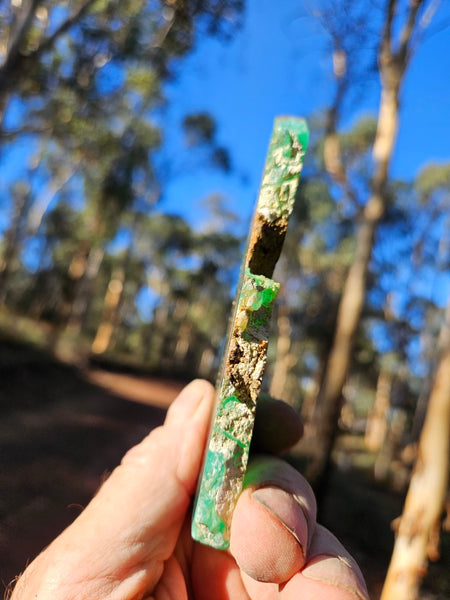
[[1, 336, 448, 599], [0, 336, 183, 592]]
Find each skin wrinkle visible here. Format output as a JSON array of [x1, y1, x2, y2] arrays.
[[152, 556, 189, 600], [250, 490, 305, 555], [240, 571, 279, 600], [305, 525, 368, 595], [114, 386, 211, 599], [101, 387, 209, 599], [230, 489, 305, 585], [296, 529, 368, 600], [245, 477, 316, 552], [42, 544, 159, 600], [301, 564, 368, 600], [292, 493, 315, 550]]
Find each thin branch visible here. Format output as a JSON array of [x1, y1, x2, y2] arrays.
[[381, 0, 397, 58], [421, 12, 450, 42], [321, 48, 361, 212], [36, 0, 98, 56], [397, 0, 426, 64], [0, 0, 97, 112], [0, 124, 51, 140], [32, 0, 97, 57], [405, 0, 442, 64], [0, 0, 42, 81], [152, 10, 176, 49], [26, 162, 81, 235]]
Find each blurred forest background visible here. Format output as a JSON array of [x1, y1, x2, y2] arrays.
[[0, 1, 449, 598]]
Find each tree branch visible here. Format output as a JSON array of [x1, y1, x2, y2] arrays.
[[0, 0, 97, 121], [27, 161, 80, 235], [381, 0, 397, 59], [35, 0, 98, 57], [0, 0, 42, 84], [322, 41, 361, 212], [0, 124, 51, 140], [397, 0, 425, 65]]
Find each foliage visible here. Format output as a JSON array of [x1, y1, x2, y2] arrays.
[[0, 0, 448, 510]]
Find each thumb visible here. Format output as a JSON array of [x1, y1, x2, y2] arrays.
[[13, 380, 214, 600]]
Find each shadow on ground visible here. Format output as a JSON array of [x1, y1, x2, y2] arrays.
[[0, 336, 184, 590]]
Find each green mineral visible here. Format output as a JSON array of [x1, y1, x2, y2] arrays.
[[191, 117, 308, 550]]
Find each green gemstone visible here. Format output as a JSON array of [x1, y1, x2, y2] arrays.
[[191, 117, 308, 550]]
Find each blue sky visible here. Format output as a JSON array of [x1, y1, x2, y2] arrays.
[[158, 0, 450, 228], [0, 0, 447, 353]]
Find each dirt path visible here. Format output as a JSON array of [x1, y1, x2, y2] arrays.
[[0, 339, 186, 591], [1, 339, 448, 598], [86, 368, 184, 408]]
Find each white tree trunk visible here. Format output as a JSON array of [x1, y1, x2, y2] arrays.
[[380, 312, 450, 600]]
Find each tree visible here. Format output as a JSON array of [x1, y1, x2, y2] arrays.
[[0, 182, 31, 304], [305, 0, 437, 487], [380, 302, 450, 600], [0, 0, 243, 315]]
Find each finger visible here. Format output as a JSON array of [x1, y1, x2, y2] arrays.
[[12, 379, 215, 600], [280, 525, 369, 600], [251, 395, 303, 454], [190, 543, 251, 600], [229, 456, 316, 584]]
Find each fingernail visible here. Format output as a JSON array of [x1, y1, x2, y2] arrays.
[[302, 555, 369, 599], [251, 486, 309, 556]]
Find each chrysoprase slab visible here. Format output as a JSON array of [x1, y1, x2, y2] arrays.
[[191, 269, 279, 549], [191, 117, 309, 550]]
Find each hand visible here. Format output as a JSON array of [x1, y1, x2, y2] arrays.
[[11, 379, 369, 599]]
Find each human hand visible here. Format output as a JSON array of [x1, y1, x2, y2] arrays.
[[11, 379, 369, 599]]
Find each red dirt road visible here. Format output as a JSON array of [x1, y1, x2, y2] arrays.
[[0, 345, 186, 591], [86, 368, 184, 408]]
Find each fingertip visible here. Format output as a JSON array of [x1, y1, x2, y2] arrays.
[[252, 396, 303, 454], [296, 525, 369, 600], [230, 487, 305, 584], [165, 379, 215, 426], [300, 556, 369, 600]]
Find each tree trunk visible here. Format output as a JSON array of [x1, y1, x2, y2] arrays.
[[305, 186, 388, 486], [380, 313, 450, 600], [143, 303, 169, 367], [91, 266, 125, 354], [0, 186, 29, 304], [269, 303, 297, 402], [365, 369, 392, 452], [304, 0, 427, 489], [66, 245, 104, 335], [305, 69, 404, 488], [198, 346, 215, 378], [174, 322, 192, 362]]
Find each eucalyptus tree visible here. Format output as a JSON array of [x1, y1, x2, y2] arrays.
[[381, 301, 450, 600], [0, 0, 243, 318], [304, 0, 444, 487]]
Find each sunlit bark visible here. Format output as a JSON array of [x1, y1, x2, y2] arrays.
[[306, 0, 426, 487], [91, 267, 125, 354], [270, 303, 296, 402], [381, 310, 450, 600], [365, 370, 392, 452], [66, 245, 104, 334]]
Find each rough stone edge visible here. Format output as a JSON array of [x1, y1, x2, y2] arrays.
[[191, 117, 309, 549]]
